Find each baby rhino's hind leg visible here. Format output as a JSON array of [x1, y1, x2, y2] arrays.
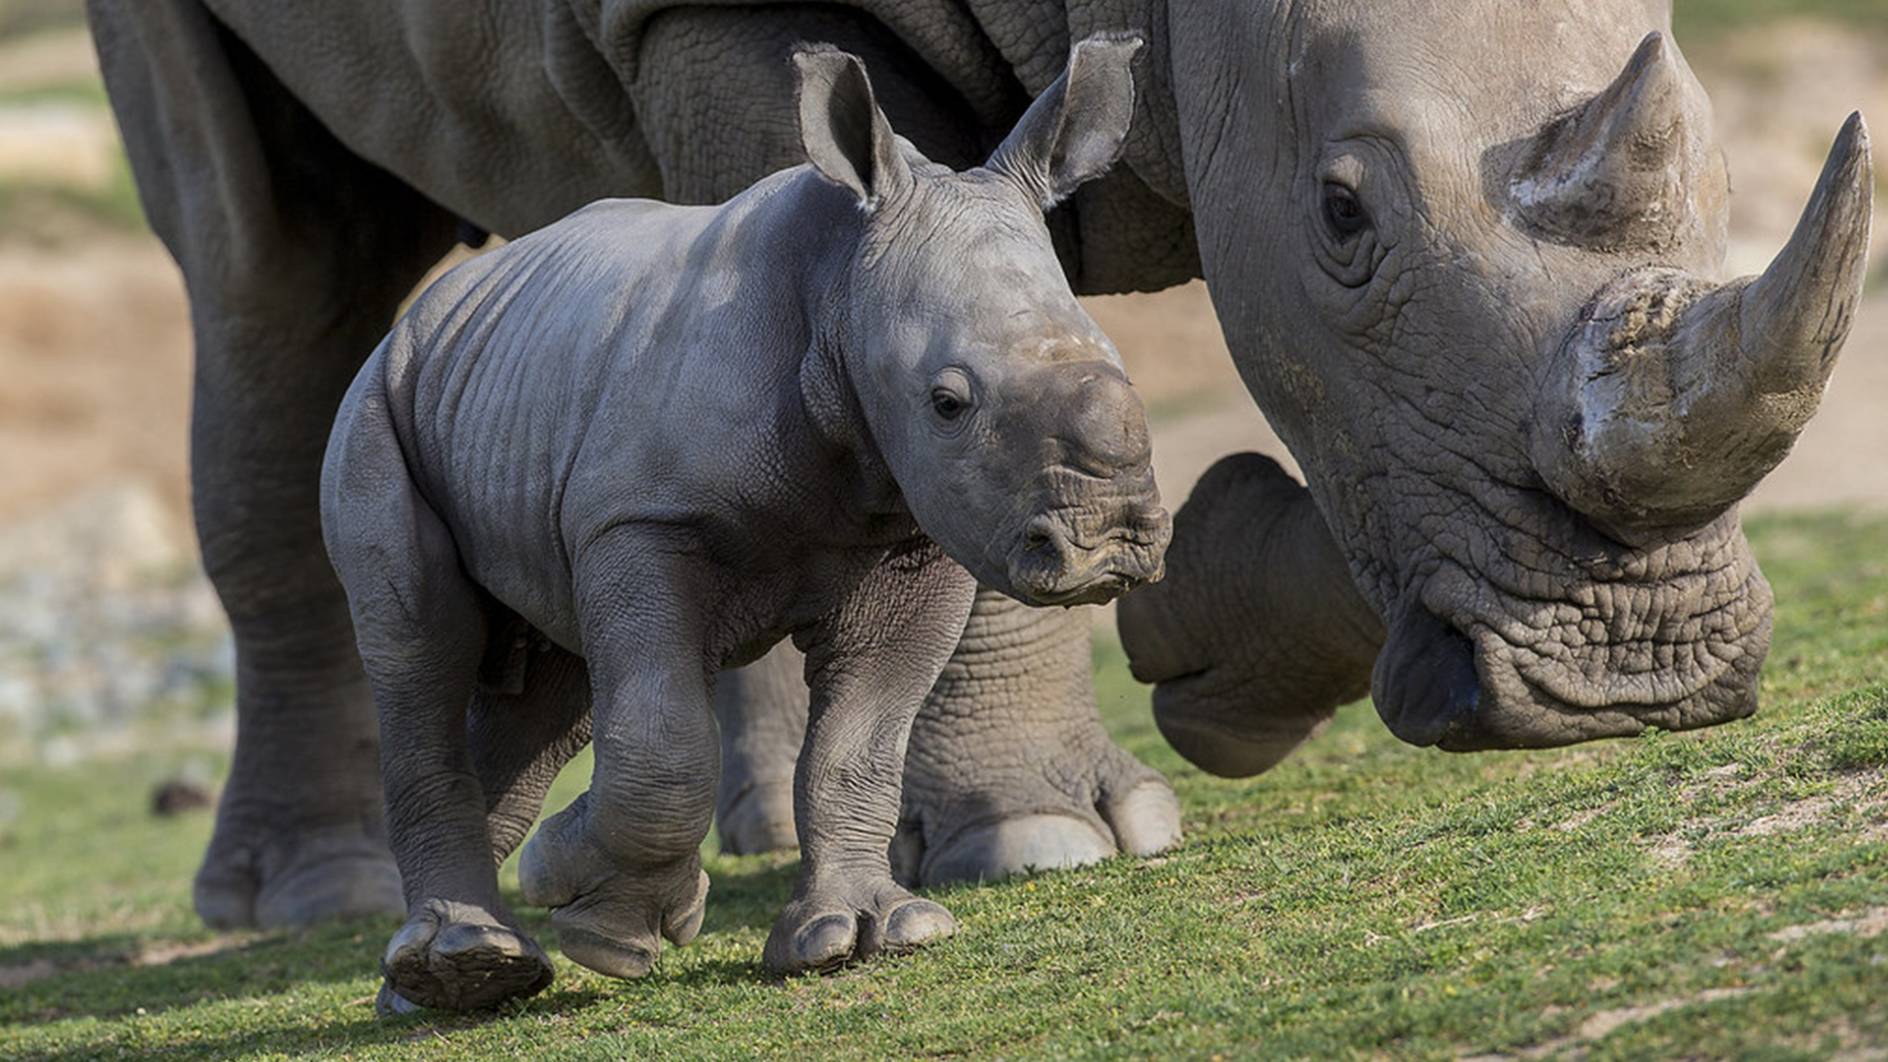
[[324, 426, 553, 1014], [468, 624, 594, 864]]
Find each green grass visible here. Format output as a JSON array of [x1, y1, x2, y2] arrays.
[[1674, 0, 1888, 39], [1, 511, 1882, 1059]]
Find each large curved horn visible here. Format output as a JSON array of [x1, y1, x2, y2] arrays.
[[1514, 32, 1698, 246], [1532, 113, 1873, 538], [1738, 113, 1874, 393]]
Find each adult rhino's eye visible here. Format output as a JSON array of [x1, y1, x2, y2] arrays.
[[1322, 182, 1370, 239]]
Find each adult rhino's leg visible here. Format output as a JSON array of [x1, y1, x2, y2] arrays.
[[1117, 454, 1385, 777], [894, 592, 1180, 885], [714, 647, 806, 856], [90, 0, 457, 927], [628, 5, 992, 203]]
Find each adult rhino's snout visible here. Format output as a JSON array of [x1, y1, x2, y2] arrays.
[[1530, 112, 1872, 541]]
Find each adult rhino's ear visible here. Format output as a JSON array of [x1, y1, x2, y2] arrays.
[[988, 33, 1141, 209], [794, 45, 909, 208]]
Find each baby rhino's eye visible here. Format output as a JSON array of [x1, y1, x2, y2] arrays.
[[931, 388, 968, 421], [928, 368, 974, 425]]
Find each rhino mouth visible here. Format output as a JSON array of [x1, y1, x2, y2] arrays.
[[998, 493, 1171, 608], [1371, 604, 1482, 748], [1373, 518, 1773, 751], [1005, 519, 1169, 607]]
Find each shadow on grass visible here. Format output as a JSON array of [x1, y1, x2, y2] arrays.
[[7, 930, 777, 1060], [18, 1011, 476, 1062], [0, 933, 159, 971], [2, 856, 802, 1043], [0, 918, 396, 1027], [14, 954, 781, 1062]]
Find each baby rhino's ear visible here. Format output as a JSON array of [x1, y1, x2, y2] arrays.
[[989, 34, 1142, 209], [794, 46, 910, 208]]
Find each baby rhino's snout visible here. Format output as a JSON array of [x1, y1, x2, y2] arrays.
[[1005, 364, 1171, 607], [1010, 504, 1170, 606], [1065, 368, 1154, 474]]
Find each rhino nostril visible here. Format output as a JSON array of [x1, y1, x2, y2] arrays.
[[1020, 513, 1062, 550]]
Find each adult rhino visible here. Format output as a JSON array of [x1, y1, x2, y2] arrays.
[[88, 0, 1870, 929]]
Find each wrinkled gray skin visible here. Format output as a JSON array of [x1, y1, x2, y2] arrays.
[[1122, 3, 1872, 768], [323, 39, 1168, 1011], [88, 0, 1870, 934]]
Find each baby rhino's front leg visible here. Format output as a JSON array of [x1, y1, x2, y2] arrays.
[[765, 543, 978, 975], [517, 535, 715, 978]]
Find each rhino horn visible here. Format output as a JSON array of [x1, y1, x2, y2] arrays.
[[1532, 113, 1872, 539], [1515, 32, 1693, 242], [1735, 111, 1875, 395]]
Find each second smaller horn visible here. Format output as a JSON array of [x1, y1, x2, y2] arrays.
[[1513, 31, 1715, 252]]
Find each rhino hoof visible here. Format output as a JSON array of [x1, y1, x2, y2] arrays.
[[380, 899, 553, 1012], [764, 889, 955, 976]]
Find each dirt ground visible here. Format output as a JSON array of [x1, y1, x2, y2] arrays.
[[0, 20, 1881, 526]]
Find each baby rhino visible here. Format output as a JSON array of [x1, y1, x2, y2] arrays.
[[321, 36, 1167, 1013]]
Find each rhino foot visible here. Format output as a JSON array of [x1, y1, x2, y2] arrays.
[[763, 878, 955, 976], [716, 733, 1183, 882], [193, 823, 404, 930], [892, 591, 1180, 886], [1117, 453, 1382, 777], [519, 812, 709, 979], [895, 758, 1181, 887], [378, 899, 553, 1013]]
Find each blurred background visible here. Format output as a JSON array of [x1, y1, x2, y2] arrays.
[[0, 0, 1882, 777]]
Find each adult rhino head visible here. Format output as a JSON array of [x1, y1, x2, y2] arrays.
[[1119, 0, 1872, 761]]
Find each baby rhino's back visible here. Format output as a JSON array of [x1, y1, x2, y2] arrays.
[[368, 183, 815, 641]]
